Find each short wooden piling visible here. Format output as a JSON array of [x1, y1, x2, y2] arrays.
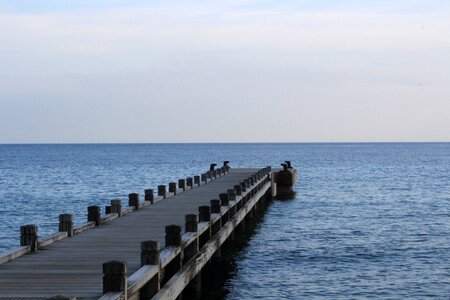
[[58, 214, 74, 237], [219, 193, 229, 206], [227, 189, 236, 201], [201, 173, 207, 184], [234, 184, 242, 196], [158, 185, 166, 199], [186, 177, 193, 189], [145, 189, 154, 204], [184, 215, 199, 262], [194, 175, 201, 186], [169, 182, 177, 195], [111, 199, 122, 217], [165, 225, 182, 247], [240, 181, 247, 192], [210, 200, 221, 235], [87, 206, 101, 226], [199, 206, 211, 223], [20, 224, 38, 252], [245, 179, 250, 188], [210, 199, 221, 214], [128, 193, 139, 210], [198, 206, 211, 247], [102, 261, 127, 296], [141, 240, 160, 265], [184, 214, 201, 298], [164, 225, 182, 284], [185, 214, 198, 233], [140, 241, 160, 298], [178, 179, 186, 191]]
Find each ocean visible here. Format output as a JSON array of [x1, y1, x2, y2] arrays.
[[0, 143, 449, 298]]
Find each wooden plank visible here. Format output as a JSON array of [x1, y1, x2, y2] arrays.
[[0, 246, 31, 265], [38, 232, 68, 248]]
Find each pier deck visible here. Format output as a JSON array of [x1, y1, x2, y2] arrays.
[[0, 168, 270, 299]]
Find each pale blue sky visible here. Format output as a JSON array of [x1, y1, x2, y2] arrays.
[[1, 1, 449, 143]]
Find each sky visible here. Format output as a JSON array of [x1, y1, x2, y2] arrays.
[[0, 0, 449, 143]]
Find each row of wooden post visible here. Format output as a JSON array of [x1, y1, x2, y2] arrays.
[[101, 166, 272, 299], [18, 162, 232, 252]]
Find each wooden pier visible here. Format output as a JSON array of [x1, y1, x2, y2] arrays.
[[0, 163, 296, 300]]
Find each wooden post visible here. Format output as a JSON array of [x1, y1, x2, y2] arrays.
[[178, 179, 186, 191], [164, 225, 182, 285], [234, 185, 242, 196], [141, 240, 160, 264], [184, 215, 199, 261], [198, 206, 211, 248], [186, 177, 193, 189], [158, 185, 166, 199], [206, 171, 212, 181], [184, 214, 201, 298], [219, 193, 229, 206], [111, 199, 122, 217], [102, 261, 127, 297], [227, 189, 237, 217], [194, 175, 201, 186], [209, 163, 217, 171], [227, 189, 236, 201], [245, 179, 250, 188], [128, 193, 139, 210], [210, 200, 221, 235], [169, 182, 177, 195], [184, 215, 199, 260], [165, 225, 182, 247], [20, 224, 38, 252], [240, 181, 247, 192], [210, 199, 221, 214], [140, 240, 160, 299], [145, 189, 154, 203], [105, 206, 111, 214], [185, 214, 198, 233], [198, 206, 211, 223], [201, 173, 207, 184], [216, 168, 222, 177], [58, 214, 74, 237], [87, 206, 101, 226]]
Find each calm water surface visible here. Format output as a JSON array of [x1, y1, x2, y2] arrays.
[[0, 143, 449, 298]]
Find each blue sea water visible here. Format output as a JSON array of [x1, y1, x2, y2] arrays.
[[0, 143, 449, 298]]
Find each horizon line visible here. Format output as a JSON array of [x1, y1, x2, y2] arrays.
[[1, 141, 449, 145]]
